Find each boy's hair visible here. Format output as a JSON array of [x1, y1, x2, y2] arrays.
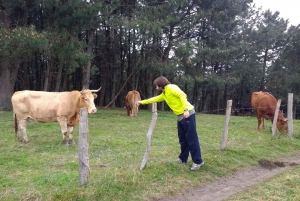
[[153, 76, 170, 88]]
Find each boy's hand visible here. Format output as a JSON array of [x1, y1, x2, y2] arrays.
[[136, 101, 141, 107], [184, 110, 190, 118]]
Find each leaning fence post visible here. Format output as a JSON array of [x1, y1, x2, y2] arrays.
[[288, 93, 293, 137], [221, 100, 232, 151], [272, 99, 281, 137], [140, 103, 157, 170], [78, 108, 90, 186]]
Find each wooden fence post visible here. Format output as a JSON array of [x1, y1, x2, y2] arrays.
[[288, 93, 293, 137], [78, 108, 90, 186], [221, 100, 232, 151], [272, 99, 281, 137], [140, 103, 157, 170]]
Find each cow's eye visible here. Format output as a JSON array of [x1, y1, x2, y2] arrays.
[[85, 98, 88, 101]]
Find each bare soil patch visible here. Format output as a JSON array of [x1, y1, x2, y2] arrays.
[[155, 152, 300, 201]]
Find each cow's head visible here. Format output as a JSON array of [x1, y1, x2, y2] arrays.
[[79, 87, 101, 113], [276, 118, 288, 134]]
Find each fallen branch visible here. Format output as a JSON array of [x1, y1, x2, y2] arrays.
[[104, 71, 134, 108]]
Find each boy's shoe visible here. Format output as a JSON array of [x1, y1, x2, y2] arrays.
[[190, 162, 204, 171], [175, 158, 183, 163]]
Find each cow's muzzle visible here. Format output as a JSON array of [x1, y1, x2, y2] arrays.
[[90, 108, 97, 114]]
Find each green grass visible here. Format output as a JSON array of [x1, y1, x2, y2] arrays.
[[0, 109, 300, 201], [225, 167, 300, 201]]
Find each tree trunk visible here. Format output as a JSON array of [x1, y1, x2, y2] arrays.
[[146, 73, 153, 110], [11, 59, 21, 91], [43, 58, 52, 91], [259, 48, 269, 90], [0, 10, 14, 110], [99, 28, 111, 107], [23, 62, 30, 89], [62, 69, 68, 91], [0, 59, 20, 110], [82, 29, 96, 90], [99, 70, 108, 107], [54, 62, 63, 92], [110, 68, 116, 108]]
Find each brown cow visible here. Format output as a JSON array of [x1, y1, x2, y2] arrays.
[[251, 91, 288, 133], [125, 90, 141, 117], [11, 88, 101, 145]]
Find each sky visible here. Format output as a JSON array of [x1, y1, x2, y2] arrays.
[[252, 0, 300, 26]]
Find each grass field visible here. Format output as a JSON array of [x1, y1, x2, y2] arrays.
[[225, 166, 300, 201], [0, 108, 300, 201]]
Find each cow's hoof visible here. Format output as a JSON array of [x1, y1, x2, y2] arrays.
[[62, 139, 68, 145], [69, 140, 75, 146], [17, 138, 30, 144]]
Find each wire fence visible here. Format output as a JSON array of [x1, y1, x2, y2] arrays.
[[197, 103, 300, 119], [3, 103, 300, 123]]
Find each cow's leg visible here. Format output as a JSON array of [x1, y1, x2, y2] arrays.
[[67, 126, 75, 145], [62, 131, 68, 145], [253, 109, 261, 131], [17, 119, 30, 143], [133, 106, 138, 117], [58, 119, 68, 145], [256, 114, 262, 131], [258, 118, 262, 131], [128, 107, 131, 116], [135, 107, 139, 117], [126, 105, 131, 116]]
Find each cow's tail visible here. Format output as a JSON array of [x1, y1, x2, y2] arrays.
[[13, 112, 18, 136]]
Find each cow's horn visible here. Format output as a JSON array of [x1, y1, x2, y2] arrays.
[[90, 87, 102, 93]]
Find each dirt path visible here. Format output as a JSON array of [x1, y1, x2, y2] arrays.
[[155, 152, 300, 201]]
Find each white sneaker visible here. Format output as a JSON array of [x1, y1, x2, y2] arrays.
[[175, 158, 183, 163], [190, 162, 204, 171]]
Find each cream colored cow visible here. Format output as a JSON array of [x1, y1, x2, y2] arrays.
[[11, 88, 101, 145]]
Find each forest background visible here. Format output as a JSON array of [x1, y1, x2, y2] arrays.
[[1, 0, 300, 116]]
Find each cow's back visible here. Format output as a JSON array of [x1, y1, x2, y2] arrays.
[[12, 90, 79, 122], [251, 91, 277, 113], [126, 90, 141, 105], [132, 90, 141, 103]]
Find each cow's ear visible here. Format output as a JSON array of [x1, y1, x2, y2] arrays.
[[93, 94, 98, 99], [280, 119, 287, 123]]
